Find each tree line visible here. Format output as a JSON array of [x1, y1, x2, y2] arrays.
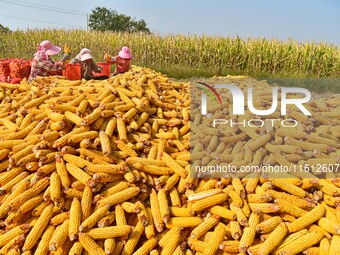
[[1, 7, 150, 33]]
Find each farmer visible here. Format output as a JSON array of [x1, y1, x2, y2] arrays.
[[28, 40, 70, 82], [104, 46, 132, 76], [70, 48, 108, 80]]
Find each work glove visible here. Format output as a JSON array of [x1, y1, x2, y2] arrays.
[[104, 53, 112, 62], [62, 44, 71, 65], [64, 44, 71, 54]]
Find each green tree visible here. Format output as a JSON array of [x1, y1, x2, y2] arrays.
[[89, 7, 150, 33]]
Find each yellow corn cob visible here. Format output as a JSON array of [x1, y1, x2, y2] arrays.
[[79, 205, 110, 232], [0, 171, 28, 195], [229, 203, 248, 226], [79, 233, 106, 255], [276, 231, 323, 255], [150, 188, 164, 232], [0, 224, 31, 247], [22, 204, 53, 251], [66, 163, 95, 187], [116, 117, 128, 141], [266, 190, 315, 208], [157, 188, 170, 223], [0, 233, 25, 255], [319, 237, 330, 255], [98, 131, 112, 156], [80, 108, 102, 126], [87, 225, 132, 239], [208, 205, 236, 221], [190, 193, 227, 212], [287, 204, 325, 233], [68, 130, 98, 143], [75, 99, 89, 116], [239, 211, 260, 253], [64, 111, 83, 126], [190, 215, 219, 239], [161, 229, 181, 255], [96, 186, 140, 208], [275, 198, 307, 217], [133, 238, 158, 255], [9, 177, 49, 211], [168, 187, 181, 207], [116, 140, 138, 157], [161, 152, 187, 178], [121, 221, 144, 255], [50, 172, 61, 207], [68, 241, 83, 255], [55, 154, 71, 189], [145, 207, 156, 239], [50, 211, 69, 226], [258, 222, 288, 255], [48, 219, 69, 251], [68, 198, 81, 241], [97, 212, 116, 228], [269, 176, 304, 195], [318, 217, 340, 235]]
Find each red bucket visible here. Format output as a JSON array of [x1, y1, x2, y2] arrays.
[[94, 62, 110, 77], [65, 64, 81, 80]]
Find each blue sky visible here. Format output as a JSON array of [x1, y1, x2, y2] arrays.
[[0, 0, 339, 46]]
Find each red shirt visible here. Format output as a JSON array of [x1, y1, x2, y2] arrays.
[[110, 56, 131, 74]]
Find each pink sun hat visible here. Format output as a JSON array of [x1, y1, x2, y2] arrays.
[[118, 46, 132, 59], [40, 40, 61, 56]]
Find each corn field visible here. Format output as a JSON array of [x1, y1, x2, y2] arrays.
[[0, 29, 340, 78]]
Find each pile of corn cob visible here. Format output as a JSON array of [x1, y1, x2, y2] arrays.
[[0, 66, 339, 255], [190, 77, 340, 178], [189, 77, 340, 254]]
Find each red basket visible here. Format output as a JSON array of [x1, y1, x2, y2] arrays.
[[93, 62, 110, 77], [65, 63, 82, 80]]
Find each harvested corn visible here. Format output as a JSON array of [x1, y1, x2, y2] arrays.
[[0, 67, 339, 254]]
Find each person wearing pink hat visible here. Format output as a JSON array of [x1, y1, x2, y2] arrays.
[[28, 40, 70, 82], [104, 46, 133, 76], [70, 48, 107, 80]]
